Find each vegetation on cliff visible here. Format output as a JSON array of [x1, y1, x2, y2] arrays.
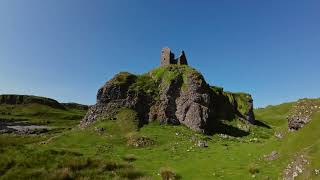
[[82, 65, 255, 134]]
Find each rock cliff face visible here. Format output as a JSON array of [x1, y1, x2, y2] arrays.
[[81, 65, 255, 134], [148, 66, 213, 133], [211, 87, 255, 124]]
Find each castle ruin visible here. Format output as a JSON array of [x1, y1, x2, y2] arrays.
[[160, 47, 188, 66]]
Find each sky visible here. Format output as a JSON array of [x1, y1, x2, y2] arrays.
[[0, 0, 319, 107]]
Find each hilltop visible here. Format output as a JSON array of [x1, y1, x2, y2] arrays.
[[82, 48, 255, 134]]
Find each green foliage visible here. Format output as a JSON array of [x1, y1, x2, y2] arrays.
[[129, 74, 159, 97], [160, 167, 178, 180], [149, 65, 203, 87], [117, 168, 144, 179], [231, 92, 253, 115], [211, 86, 253, 121], [248, 163, 260, 174], [115, 108, 140, 133], [126, 134, 154, 148], [210, 86, 224, 94], [111, 72, 137, 85]]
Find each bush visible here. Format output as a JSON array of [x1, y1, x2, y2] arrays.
[[116, 108, 139, 133], [65, 158, 91, 171], [117, 168, 144, 179], [100, 161, 121, 171], [0, 158, 15, 176], [126, 134, 154, 148], [160, 167, 177, 180], [248, 163, 260, 174], [49, 168, 73, 180]]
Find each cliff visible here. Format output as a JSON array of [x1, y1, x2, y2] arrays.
[[81, 65, 255, 134]]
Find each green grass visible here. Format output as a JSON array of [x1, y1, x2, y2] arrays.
[[0, 114, 273, 179], [110, 72, 137, 86], [0, 103, 86, 128], [253, 100, 320, 179], [149, 65, 203, 87], [1, 99, 320, 179], [128, 74, 159, 98], [224, 91, 253, 117]]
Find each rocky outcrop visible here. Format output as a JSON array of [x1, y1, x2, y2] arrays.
[[287, 98, 320, 130], [81, 65, 255, 134], [211, 87, 255, 124], [81, 72, 138, 127], [148, 67, 213, 133], [0, 94, 65, 110]]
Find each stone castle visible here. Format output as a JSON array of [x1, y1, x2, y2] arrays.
[[160, 47, 188, 66]]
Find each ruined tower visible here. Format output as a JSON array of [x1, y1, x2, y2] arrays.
[[160, 47, 188, 67], [177, 51, 188, 65], [160, 47, 175, 66]]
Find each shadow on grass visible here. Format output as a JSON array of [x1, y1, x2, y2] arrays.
[[207, 121, 250, 137], [253, 119, 271, 129]]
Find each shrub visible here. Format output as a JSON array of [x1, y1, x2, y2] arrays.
[[117, 168, 144, 179], [100, 161, 127, 172], [65, 158, 91, 171], [49, 168, 73, 180], [126, 134, 154, 148], [160, 167, 177, 180], [248, 163, 260, 174], [0, 158, 15, 176], [116, 108, 139, 133]]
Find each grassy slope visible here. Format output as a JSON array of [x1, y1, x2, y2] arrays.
[[0, 103, 85, 128], [0, 107, 273, 179], [254, 101, 320, 179], [1, 99, 320, 179]]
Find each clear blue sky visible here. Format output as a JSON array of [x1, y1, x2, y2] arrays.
[[0, 0, 319, 107]]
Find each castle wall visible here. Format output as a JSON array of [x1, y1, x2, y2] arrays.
[[160, 47, 188, 66], [160, 47, 173, 66], [177, 51, 188, 65]]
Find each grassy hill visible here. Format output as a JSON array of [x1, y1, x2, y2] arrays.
[[0, 95, 87, 128], [1, 97, 320, 179]]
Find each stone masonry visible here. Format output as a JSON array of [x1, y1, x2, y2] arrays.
[[160, 47, 188, 66]]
